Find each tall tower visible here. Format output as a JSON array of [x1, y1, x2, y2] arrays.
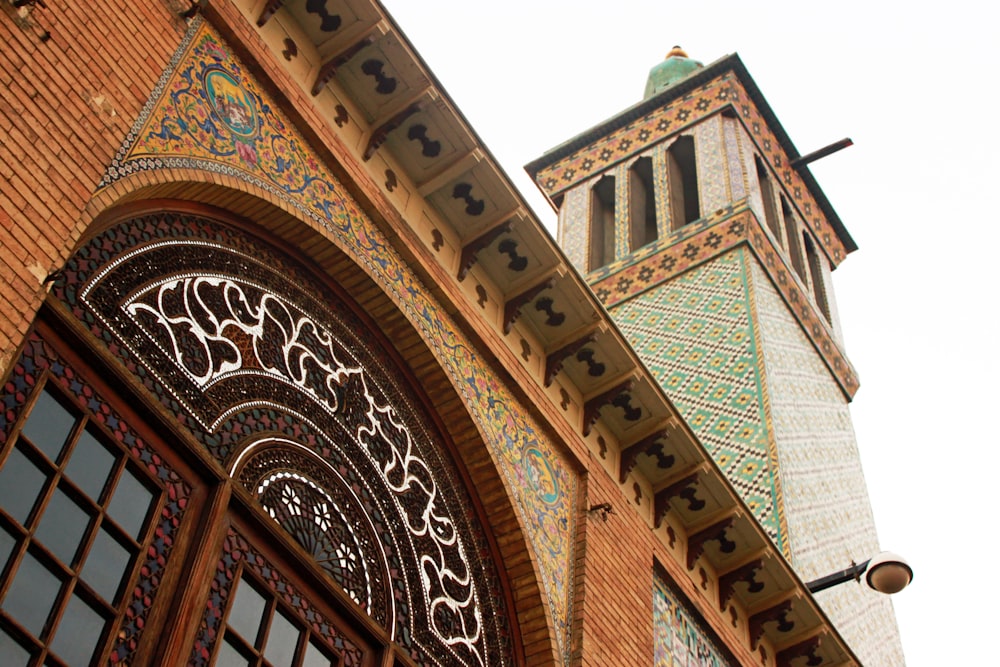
[[527, 48, 904, 665]]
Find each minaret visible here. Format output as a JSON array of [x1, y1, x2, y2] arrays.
[[527, 47, 905, 666]]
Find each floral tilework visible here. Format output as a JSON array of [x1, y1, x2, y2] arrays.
[[94, 20, 576, 660], [653, 568, 730, 667], [610, 248, 784, 548]]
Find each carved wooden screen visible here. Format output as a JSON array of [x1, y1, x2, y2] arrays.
[[19, 210, 517, 666]]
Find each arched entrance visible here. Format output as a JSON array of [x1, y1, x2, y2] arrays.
[[0, 208, 521, 665]]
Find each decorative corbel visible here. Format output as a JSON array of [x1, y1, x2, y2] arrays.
[[363, 103, 421, 160], [544, 333, 597, 387], [718, 558, 766, 611], [686, 516, 736, 569], [503, 278, 554, 335], [457, 220, 512, 281], [582, 379, 634, 436], [311, 37, 375, 96], [620, 429, 674, 484], [749, 599, 795, 650], [653, 472, 700, 528], [776, 636, 823, 667]]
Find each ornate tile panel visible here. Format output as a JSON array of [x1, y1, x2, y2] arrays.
[[609, 249, 784, 547], [614, 161, 631, 261], [533, 73, 848, 264], [558, 183, 589, 273], [722, 116, 746, 203], [692, 116, 729, 215], [750, 260, 904, 667], [652, 142, 671, 237], [94, 20, 576, 660], [653, 568, 730, 667]]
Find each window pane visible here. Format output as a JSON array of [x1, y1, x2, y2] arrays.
[[0, 629, 32, 666], [106, 468, 153, 539], [0, 525, 16, 572], [64, 429, 115, 500], [34, 486, 91, 566], [1, 550, 62, 637], [302, 638, 334, 667], [216, 636, 252, 667], [49, 592, 105, 666], [21, 389, 77, 462], [0, 447, 48, 525], [226, 576, 266, 646], [80, 527, 131, 602], [263, 608, 300, 666]]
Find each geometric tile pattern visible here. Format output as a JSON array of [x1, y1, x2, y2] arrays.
[[587, 205, 858, 398], [653, 567, 730, 667], [610, 248, 785, 549], [532, 70, 848, 265], [751, 260, 905, 667], [94, 20, 576, 661]]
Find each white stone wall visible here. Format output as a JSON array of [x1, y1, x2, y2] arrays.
[[750, 259, 905, 666]]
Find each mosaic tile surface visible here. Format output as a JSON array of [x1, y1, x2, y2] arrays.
[[95, 20, 576, 660], [653, 568, 730, 667], [750, 260, 904, 667], [610, 248, 784, 548], [585, 205, 858, 398], [558, 184, 589, 273], [533, 72, 848, 265], [692, 116, 729, 215]]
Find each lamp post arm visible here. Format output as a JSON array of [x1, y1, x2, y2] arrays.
[[805, 558, 871, 594]]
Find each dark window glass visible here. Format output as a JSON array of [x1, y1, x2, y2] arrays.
[[80, 528, 131, 602], [64, 429, 115, 500], [302, 638, 334, 667], [0, 525, 15, 572], [106, 468, 153, 540], [2, 551, 62, 637], [1, 376, 167, 666], [217, 637, 252, 667], [34, 487, 91, 566], [0, 629, 33, 666], [49, 593, 105, 666], [264, 608, 300, 665], [227, 576, 266, 645], [0, 447, 47, 525], [20, 390, 76, 462]]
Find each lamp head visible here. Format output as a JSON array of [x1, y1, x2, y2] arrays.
[[865, 552, 913, 594]]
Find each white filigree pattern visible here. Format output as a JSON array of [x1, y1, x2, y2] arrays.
[[259, 471, 370, 609], [125, 275, 486, 662]]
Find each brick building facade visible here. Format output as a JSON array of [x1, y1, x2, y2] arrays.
[[0, 1, 896, 665]]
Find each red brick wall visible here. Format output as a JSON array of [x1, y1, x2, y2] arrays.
[[0, 0, 185, 370]]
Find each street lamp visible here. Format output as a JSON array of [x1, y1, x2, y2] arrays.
[[805, 552, 913, 595]]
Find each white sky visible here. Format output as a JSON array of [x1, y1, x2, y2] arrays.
[[387, 2, 998, 664]]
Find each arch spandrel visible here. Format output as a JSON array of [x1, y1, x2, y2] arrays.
[[73, 16, 577, 664]]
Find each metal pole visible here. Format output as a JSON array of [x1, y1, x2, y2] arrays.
[[805, 558, 871, 594]]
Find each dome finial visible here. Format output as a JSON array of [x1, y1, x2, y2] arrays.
[[644, 46, 704, 99]]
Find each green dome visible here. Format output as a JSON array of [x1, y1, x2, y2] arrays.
[[644, 46, 704, 98]]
